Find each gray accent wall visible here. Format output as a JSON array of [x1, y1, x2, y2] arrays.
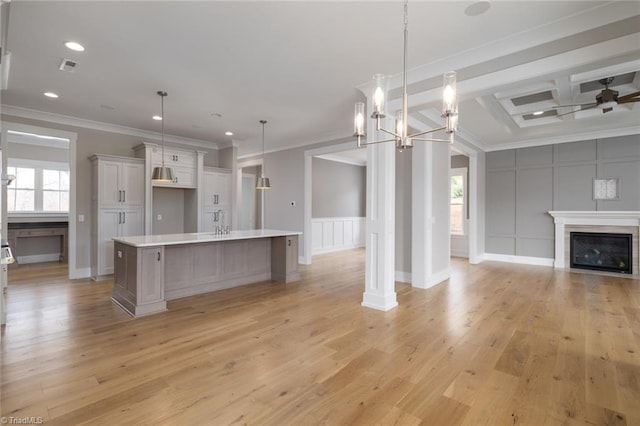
[[312, 157, 365, 218], [486, 134, 640, 259]]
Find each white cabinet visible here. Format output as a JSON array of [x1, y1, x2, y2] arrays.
[[133, 142, 206, 235], [96, 159, 145, 207], [90, 155, 145, 280], [97, 208, 143, 276], [149, 146, 197, 189], [202, 168, 232, 231]]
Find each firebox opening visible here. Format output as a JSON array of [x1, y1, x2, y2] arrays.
[[570, 232, 632, 274]]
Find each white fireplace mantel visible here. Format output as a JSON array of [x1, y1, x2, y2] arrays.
[[548, 211, 640, 270]]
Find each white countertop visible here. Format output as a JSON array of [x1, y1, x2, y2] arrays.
[[113, 229, 302, 247]]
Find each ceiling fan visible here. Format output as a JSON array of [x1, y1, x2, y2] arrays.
[[553, 77, 640, 117]]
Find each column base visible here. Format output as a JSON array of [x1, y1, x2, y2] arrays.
[[361, 292, 398, 311]]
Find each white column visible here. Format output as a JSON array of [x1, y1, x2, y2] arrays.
[[411, 141, 451, 288], [362, 118, 397, 311]]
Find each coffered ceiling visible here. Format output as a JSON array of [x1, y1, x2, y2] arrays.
[[1, 1, 639, 157]]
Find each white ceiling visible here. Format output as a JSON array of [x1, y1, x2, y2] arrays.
[[2, 1, 639, 158]]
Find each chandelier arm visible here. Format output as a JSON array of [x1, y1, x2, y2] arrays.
[[411, 137, 453, 143], [408, 126, 447, 138], [377, 127, 401, 139], [359, 138, 399, 146]]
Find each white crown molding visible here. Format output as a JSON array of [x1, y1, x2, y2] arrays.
[[1, 104, 219, 150], [484, 125, 640, 152], [315, 153, 366, 167], [238, 132, 355, 160]]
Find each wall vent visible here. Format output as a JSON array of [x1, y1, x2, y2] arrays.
[[59, 58, 77, 72]]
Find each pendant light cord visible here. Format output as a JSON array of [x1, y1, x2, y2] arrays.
[[260, 120, 267, 177], [158, 90, 167, 167]]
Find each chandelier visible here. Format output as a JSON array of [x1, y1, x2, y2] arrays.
[[354, 0, 458, 150]]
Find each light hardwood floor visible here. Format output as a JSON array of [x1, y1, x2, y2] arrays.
[[1, 251, 639, 425]]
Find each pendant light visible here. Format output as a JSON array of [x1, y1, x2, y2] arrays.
[[151, 90, 175, 182], [256, 119, 271, 190]]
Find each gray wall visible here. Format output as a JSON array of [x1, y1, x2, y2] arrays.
[[312, 157, 365, 218], [2, 114, 219, 272], [153, 187, 186, 234], [486, 134, 640, 259], [395, 150, 412, 274], [8, 142, 69, 163]]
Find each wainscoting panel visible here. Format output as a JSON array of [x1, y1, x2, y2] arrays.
[[312, 217, 365, 255]]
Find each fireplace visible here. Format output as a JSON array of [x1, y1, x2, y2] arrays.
[[570, 232, 632, 274]]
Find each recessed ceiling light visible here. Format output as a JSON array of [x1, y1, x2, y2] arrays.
[[152, 115, 162, 121], [465, 1, 491, 16], [44, 92, 59, 98], [225, 131, 233, 136], [533, 111, 544, 116], [65, 41, 85, 52]]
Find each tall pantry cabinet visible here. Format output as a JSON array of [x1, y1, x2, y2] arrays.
[[90, 155, 145, 280], [201, 167, 232, 232]]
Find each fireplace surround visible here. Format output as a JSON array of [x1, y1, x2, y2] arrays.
[[548, 211, 640, 276]]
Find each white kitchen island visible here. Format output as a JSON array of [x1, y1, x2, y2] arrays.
[[111, 229, 301, 317]]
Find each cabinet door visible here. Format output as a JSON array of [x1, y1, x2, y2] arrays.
[[138, 247, 164, 304], [121, 163, 145, 206], [172, 167, 196, 188], [286, 236, 299, 274], [164, 149, 196, 168], [121, 208, 144, 237], [202, 172, 216, 209], [214, 173, 231, 206], [202, 210, 216, 233], [98, 209, 121, 275], [98, 161, 121, 207], [113, 243, 127, 293]]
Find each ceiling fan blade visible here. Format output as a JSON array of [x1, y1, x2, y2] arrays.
[[552, 103, 596, 109], [617, 91, 640, 103], [555, 104, 598, 118]]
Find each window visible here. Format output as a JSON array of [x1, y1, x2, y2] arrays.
[[450, 168, 467, 235], [7, 160, 69, 213]]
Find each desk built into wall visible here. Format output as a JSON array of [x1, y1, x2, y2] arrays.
[[111, 229, 300, 317], [7, 222, 68, 264]]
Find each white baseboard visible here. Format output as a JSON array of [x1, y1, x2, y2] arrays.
[[468, 254, 485, 264], [483, 253, 554, 267], [312, 244, 364, 256], [451, 249, 469, 258], [411, 268, 451, 289], [16, 253, 60, 264], [70, 267, 91, 280], [298, 256, 310, 265]]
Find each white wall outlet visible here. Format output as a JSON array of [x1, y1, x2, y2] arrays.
[[157, 214, 162, 220], [78, 214, 85, 222]]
